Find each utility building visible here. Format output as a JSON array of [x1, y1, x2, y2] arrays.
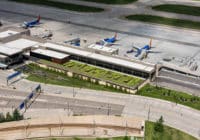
[[0, 27, 30, 42]]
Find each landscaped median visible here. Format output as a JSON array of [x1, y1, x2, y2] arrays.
[[10, 0, 104, 12], [136, 84, 200, 110], [19, 59, 144, 93], [152, 4, 200, 16], [125, 14, 200, 30]]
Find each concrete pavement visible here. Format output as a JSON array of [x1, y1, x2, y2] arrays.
[[1, 0, 200, 47], [0, 115, 144, 139]]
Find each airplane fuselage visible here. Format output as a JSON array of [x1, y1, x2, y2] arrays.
[[104, 37, 116, 43], [141, 45, 150, 50], [25, 20, 39, 27]]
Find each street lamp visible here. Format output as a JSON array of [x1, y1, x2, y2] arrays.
[[107, 104, 111, 116]]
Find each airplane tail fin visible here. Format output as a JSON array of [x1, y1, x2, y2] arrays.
[[149, 38, 152, 48], [37, 15, 41, 22], [114, 33, 117, 39]]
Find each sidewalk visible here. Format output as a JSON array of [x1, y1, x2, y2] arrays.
[[0, 115, 144, 140]]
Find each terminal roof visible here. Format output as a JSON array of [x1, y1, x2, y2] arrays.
[[0, 45, 22, 56], [32, 49, 69, 59], [5, 38, 39, 50], [42, 43, 155, 73]]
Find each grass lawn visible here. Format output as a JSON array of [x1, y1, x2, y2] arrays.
[[21, 63, 126, 93], [125, 14, 200, 30], [136, 84, 200, 110], [145, 121, 197, 140], [64, 61, 143, 87], [152, 4, 200, 16], [36, 59, 143, 87], [78, 0, 137, 4], [10, 0, 104, 12]]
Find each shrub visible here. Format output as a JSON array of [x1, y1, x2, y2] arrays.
[[154, 116, 164, 132]]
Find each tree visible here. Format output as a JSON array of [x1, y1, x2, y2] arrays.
[[154, 116, 164, 132], [12, 109, 23, 121], [0, 113, 5, 123], [123, 136, 129, 140], [5, 112, 13, 122]]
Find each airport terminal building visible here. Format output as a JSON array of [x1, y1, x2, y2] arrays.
[[41, 43, 155, 79], [0, 27, 155, 79]]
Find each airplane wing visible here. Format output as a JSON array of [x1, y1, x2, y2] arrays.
[[106, 42, 121, 46], [147, 50, 161, 53], [31, 24, 40, 27], [132, 45, 140, 51]]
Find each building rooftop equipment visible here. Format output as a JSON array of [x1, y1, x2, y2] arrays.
[[0, 30, 19, 38], [41, 43, 155, 73], [4, 38, 39, 51], [87, 44, 118, 55], [31, 49, 70, 59], [0, 45, 22, 56]]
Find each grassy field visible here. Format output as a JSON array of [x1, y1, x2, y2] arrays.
[[64, 61, 143, 87], [145, 121, 197, 140], [152, 4, 200, 16], [136, 84, 200, 110], [125, 14, 200, 30], [78, 0, 137, 4], [10, 0, 104, 12], [21, 63, 126, 93]]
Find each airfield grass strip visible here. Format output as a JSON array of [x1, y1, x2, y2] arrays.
[[10, 0, 104, 12], [136, 84, 200, 110], [145, 121, 197, 140], [152, 4, 200, 16], [126, 14, 200, 30], [78, 0, 137, 4]]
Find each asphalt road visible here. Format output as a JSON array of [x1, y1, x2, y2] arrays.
[[0, 71, 199, 138], [0, 88, 124, 116]]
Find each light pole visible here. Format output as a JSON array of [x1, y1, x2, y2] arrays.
[[107, 104, 111, 116], [148, 105, 151, 121]]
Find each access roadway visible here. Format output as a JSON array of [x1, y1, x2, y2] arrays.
[[0, 70, 199, 139]]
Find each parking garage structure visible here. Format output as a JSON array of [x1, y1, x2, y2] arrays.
[[41, 43, 156, 79]]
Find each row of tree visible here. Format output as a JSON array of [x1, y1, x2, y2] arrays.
[[0, 109, 23, 123]]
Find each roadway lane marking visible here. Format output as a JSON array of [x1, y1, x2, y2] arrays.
[[0, 101, 8, 105], [0, 95, 47, 102]]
